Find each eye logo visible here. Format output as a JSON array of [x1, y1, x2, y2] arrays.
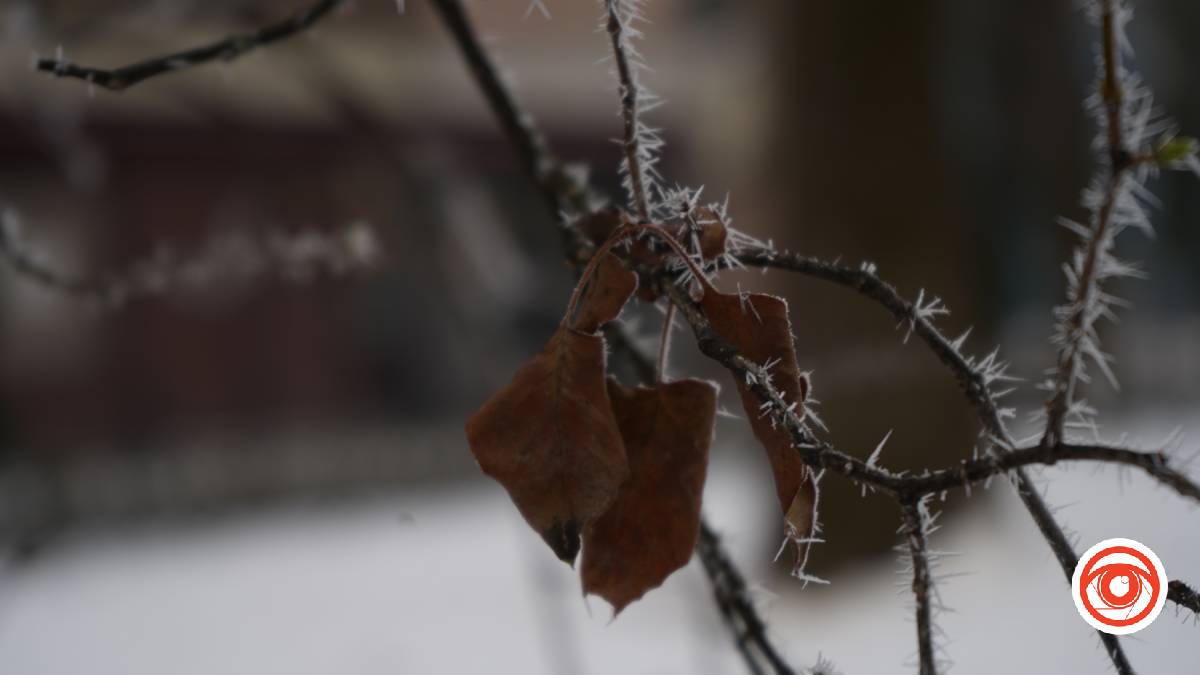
[[1072, 538, 1167, 635]]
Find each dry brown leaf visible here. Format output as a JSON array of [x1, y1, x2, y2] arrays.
[[581, 378, 716, 614], [700, 289, 816, 561], [572, 252, 637, 334], [465, 327, 629, 563]]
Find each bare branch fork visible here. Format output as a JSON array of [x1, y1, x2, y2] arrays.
[[34, 0, 346, 91]]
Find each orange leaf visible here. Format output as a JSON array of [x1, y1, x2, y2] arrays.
[[572, 252, 637, 334], [700, 290, 816, 558], [581, 378, 716, 613], [466, 327, 629, 563]]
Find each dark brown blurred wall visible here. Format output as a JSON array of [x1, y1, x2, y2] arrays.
[[753, 1, 1075, 565]]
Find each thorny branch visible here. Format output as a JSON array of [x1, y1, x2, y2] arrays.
[[34, 0, 347, 91], [1041, 0, 1139, 448], [429, 5, 795, 674], [653, 276, 1200, 504], [735, 246, 1139, 673], [26, 0, 1200, 672], [900, 500, 938, 675], [604, 0, 656, 222], [655, 256, 1188, 675], [734, 248, 1013, 440]]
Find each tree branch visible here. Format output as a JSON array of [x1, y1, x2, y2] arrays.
[[909, 443, 1200, 503], [733, 249, 1012, 440], [697, 522, 797, 675], [35, 0, 346, 91], [900, 500, 938, 675], [654, 274, 1200, 502], [1040, 0, 1136, 448], [657, 263, 1190, 664], [604, 0, 656, 222], [427, 6, 794, 673], [732, 247, 1137, 670]]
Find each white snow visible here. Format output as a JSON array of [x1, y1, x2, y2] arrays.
[[1, 412, 1196, 674]]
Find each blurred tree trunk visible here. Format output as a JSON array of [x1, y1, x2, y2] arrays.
[[756, 1, 987, 567]]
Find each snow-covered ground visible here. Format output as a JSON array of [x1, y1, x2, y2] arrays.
[[1, 410, 1197, 675]]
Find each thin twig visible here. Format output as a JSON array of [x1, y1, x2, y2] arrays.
[[1037, 6, 1145, 668], [697, 522, 797, 675], [604, 0, 653, 222], [35, 0, 346, 91], [0, 209, 111, 303], [1041, 0, 1136, 448], [900, 500, 937, 675]]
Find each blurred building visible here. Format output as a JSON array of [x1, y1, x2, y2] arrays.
[[0, 0, 1198, 572]]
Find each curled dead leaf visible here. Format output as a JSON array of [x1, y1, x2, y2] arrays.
[[465, 327, 629, 563], [581, 378, 716, 614], [700, 289, 816, 563]]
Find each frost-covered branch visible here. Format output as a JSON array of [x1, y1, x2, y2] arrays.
[[910, 443, 1200, 502], [900, 500, 938, 675], [34, 0, 346, 91], [603, 0, 661, 222], [1040, 0, 1198, 448], [657, 273, 1200, 504], [427, 6, 791, 672], [659, 249, 1186, 672], [734, 248, 1015, 441], [0, 208, 377, 308]]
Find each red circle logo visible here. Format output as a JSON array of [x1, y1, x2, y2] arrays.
[[1072, 538, 1167, 635]]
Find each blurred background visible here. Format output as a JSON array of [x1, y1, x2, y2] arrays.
[[0, 0, 1198, 673]]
